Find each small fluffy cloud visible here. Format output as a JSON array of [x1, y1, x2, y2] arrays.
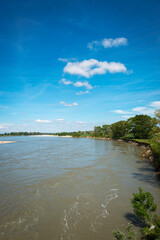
[[0, 125, 4, 129], [87, 37, 128, 50], [35, 119, 52, 123], [87, 41, 99, 50], [73, 81, 93, 89], [59, 78, 73, 85], [113, 110, 132, 114], [60, 101, 78, 107], [149, 101, 160, 108], [60, 78, 93, 90], [64, 59, 127, 78], [132, 107, 155, 115], [102, 38, 128, 48], [76, 90, 89, 95]]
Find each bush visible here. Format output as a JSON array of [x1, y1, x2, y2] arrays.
[[112, 221, 136, 240], [131, 187, 157, 225]]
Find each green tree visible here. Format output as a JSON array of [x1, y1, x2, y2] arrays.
[[102, 124, 112, 137], [150, 110, 160, 170], [113, 188, 160, 240], [72, 131, 81, 137], [93, 126, 104, 137], [111, 121, 128, 138], [155, 109, 160, 125], [131, 187, 157, 225], [128, 115, 156, 139]]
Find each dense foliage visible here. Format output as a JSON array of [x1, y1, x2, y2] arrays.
[[69, 114, 157, 140], [128, 115, 156, 139], [0, 132, 43, 136], [113, 188, 160, 240], [131, 188, 157, 224]]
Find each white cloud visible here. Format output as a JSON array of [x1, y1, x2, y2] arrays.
[[35, 119, 52, 123], [64, 59, 127, 78], [59, 78, 73, 85], [58, 57, 77, 62], [102, 38, 128, 48], [0, 125, 4, 129], [149, 101, 160, 108], [113, 103, 159, 118], [76, 90, 89, 95], [60, 101, 78, 107], [132, 107, 155, 115], [56, 119, 64, 122], [73, 81, 93, 89], [113, 110, 132, 114], [60, 78, 93, 90], [87, 41, 99, 50], [87, 37, 128, 50]]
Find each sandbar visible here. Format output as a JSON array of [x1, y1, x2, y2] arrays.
[[0, 141, 16, 144]]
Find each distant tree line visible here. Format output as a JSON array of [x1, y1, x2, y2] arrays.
[[72, 113, 158, 140], [0, 132, 47, 137]]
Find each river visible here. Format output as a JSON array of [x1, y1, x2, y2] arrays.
[[0, 136, 160, 240]]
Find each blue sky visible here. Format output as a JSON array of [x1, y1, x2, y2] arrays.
[[0, 0, 160, 133]]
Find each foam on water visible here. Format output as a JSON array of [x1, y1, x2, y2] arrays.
[[59, 189, 118, 240]]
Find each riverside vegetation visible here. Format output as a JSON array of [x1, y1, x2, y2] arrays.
[[112, 188, 160, 240]]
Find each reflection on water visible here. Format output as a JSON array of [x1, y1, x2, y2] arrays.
[[0, 136, 160, 240]]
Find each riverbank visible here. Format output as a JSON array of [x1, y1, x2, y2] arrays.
[[72, 135, 160, 174]]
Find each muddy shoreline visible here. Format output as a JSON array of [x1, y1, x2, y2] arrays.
[[74, 136, 160, 175]]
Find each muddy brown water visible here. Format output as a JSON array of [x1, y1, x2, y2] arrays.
[[0, 136, 160, 240]]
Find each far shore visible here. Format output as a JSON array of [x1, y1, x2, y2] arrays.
[[0, 141, 16, 144], [30, 135, 72, 138]]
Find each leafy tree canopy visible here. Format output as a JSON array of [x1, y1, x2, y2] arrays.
[[128, 115, 156, 139]]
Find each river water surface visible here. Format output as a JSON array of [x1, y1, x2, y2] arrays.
[[0, 136, 160, 240]]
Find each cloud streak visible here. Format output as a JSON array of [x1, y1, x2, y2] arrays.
[[56, 119, 64, 122], [60, 101, 78, 107], [112, 101, 160, 117], [64, 59, 127, 78], [113, 110, 132, 114], [35, 119, 52, 123], [58, 57, 77, 62], [76, 90, 89, 95], [87, 37, 128, 50], [132, 107, 155, 115]]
